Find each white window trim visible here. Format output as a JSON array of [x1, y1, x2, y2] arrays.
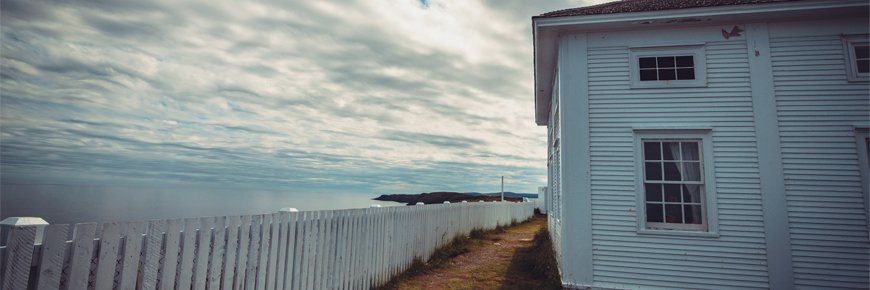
[[855, 127, 870, 238], [843, 35, 869, 82], [629, 45, 707, 89], [633, 128, 719, 237]]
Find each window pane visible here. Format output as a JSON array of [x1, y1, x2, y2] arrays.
[[675, 56, 694, 67], [858, 60, 869, 73], [663, 162, 681, 181], [657, 57, 675, 68], [683, 184, 702, 203], [665, 204, 682, 223], [659, 69, 676, 80], [639, 69, 658, 81], [645, 183, 663, 202], [855, 46, 869, 59], [644, 142, 661, 160], [684, 205, 702, 224], [662, 142, 678, 160], [676, 68, 695, 80], [647, 203, 664, 223], [639, 57, 657, 69], [645, 162, 662, 181], [681, 142, 699, 160], [664, 184, 681, 202], [683, 162, 701, 181]]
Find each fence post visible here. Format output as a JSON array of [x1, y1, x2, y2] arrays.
[[0, 218, 44, 290]]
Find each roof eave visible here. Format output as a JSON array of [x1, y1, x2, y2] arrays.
[[532, 0, 869, 126]]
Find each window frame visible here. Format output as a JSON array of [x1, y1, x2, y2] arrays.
[[633, 129, 719, 237], [629, 45, 707, 89], [843, 35, 870, 82], [855, 127, 869, 237]]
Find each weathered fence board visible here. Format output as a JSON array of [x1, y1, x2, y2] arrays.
[[266, 212, 280, 290], [141, 219, 164, 290], [1, 202, 533, 290], [192, 217, 213, 290], [34, 224, 68, 290], [65, 223, 96, 290], [94, 222, 121, 290], [221, 216, 240, 290]]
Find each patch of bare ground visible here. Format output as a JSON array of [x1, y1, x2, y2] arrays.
[[379, 214, 560, 290]]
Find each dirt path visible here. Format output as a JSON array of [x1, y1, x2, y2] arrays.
[[391, 215, 557, 290]]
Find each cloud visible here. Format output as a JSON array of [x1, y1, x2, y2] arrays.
[[1, 0, 605, 194]]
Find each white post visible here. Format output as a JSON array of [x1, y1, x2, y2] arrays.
[[501, 176, 504, 202], [1, 217, 49, 245]]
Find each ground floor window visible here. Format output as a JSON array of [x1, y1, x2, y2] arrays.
[[634, 129, 718, 235]]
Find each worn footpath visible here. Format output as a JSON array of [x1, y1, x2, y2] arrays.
[[388, 215, 560, 290]]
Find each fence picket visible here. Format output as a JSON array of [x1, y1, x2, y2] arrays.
[[315, 211, 328, 290], [234, 215, 252, 290], [291, 212, 306, 290], [192, 217, 213, 290], [245, 214, 262, 290], [177, 218, 198, 290], [34, 224, 68, 290], [93, 222, 121, 290], [256, 214, 271, 290], [161, 219, 183, 290], [266, 212, 280, 290], [221, 216, 240, 290], [141, 220, 164, 290], [208, 216, 227, 290], [118, 221, 144, 290], [282, 212, 298, 290]]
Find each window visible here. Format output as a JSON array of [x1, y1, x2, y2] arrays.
[[639, 56, 696, 81], [634, 129, 718, 236], [630, 45, 706, 88], [642, 140, 705, 229], [843, 35, 869, 82], [856, 128, 869, 230]]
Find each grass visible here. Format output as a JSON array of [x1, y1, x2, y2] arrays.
[[373, 214, 562, 290]]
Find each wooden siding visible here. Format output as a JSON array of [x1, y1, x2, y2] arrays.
[[586, 41, 770, 289], [549, 78, 565, 270], [770, 34, 870, 290]]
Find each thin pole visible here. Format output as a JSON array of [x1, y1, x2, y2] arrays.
[[501, 176, 504, 202]]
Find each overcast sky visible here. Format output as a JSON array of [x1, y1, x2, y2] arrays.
[[1, 0, 607, 195]]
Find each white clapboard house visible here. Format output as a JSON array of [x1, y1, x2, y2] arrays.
[[534, 0, 869, 289]]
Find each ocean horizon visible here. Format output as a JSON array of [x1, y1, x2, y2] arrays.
[[1, 184, 405, 226]]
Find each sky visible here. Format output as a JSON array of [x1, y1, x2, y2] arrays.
[[1, 0, 608, 195]]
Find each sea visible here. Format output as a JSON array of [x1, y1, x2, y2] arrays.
[[0, 184, 405, 226]]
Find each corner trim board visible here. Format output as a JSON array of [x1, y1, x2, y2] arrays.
[[745, 22, 795, 290]]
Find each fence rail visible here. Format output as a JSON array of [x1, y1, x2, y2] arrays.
[[0, 201, 534, 290]]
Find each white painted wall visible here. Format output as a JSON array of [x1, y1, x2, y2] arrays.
[[548, 16, 869, 290], [768, 17, 870, 290]]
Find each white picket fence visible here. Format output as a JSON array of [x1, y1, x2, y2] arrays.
[[0, 201, 534, 290]]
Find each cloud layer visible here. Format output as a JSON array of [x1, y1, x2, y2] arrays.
[[1, 0, 601, 194]]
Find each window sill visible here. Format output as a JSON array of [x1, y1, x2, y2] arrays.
[[637, 228, 719, 238], [846, 76, 869, 83], [629, 81, 707, 89]]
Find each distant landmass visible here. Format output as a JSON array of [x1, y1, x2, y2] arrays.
[[373, 191, 536, 205]]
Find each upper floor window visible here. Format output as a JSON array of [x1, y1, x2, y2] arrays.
[[630, 45, 707, 89], [843, 35, 869, 82]]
